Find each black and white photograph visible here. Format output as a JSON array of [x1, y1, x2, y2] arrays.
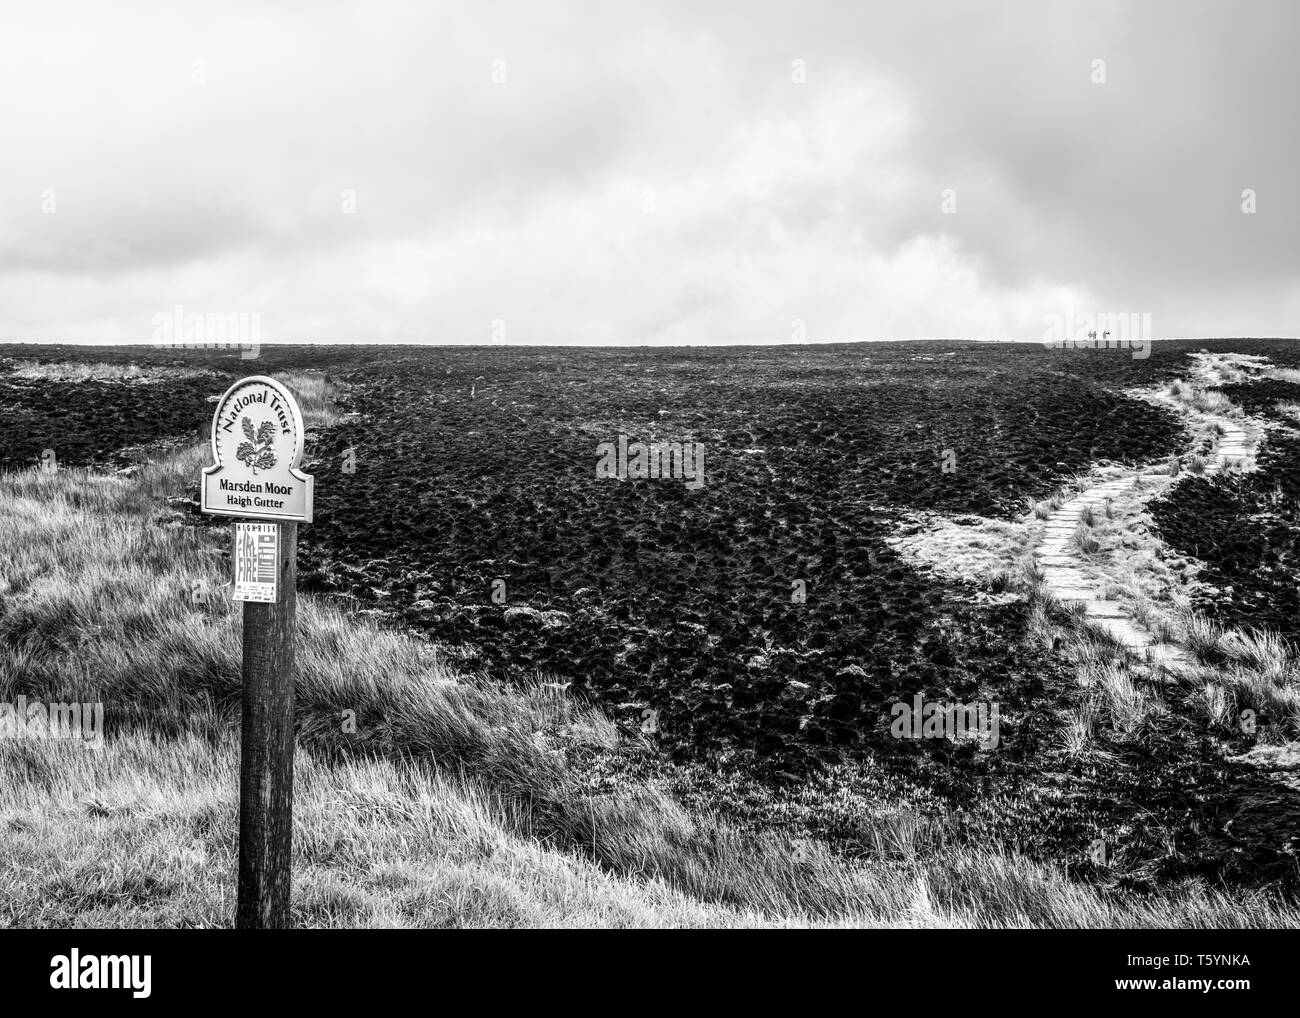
[[0, 0, 1297, 1001]]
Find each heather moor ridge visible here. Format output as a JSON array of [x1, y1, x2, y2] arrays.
[[2, 338, 1299, 928]]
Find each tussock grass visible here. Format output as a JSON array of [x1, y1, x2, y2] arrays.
[[1026, 601, 1059, 653], [6, 727, 1298, 928], [1202, 362, 1251, 386], [1029, 497, 1056, 520], [1166, 380, 1236, 417], [1183, 614, 1227, 664], [885, 511, 1031, 589], [1072, 522, 1101, 556], [1014, 558, 1045, 597], [0, 734, 770, 929], [1034, 599, 1170, 748], [1201, 683, 1235, 730], [1198, 391, 1234, 415], [1071, 623, 1135, 669], [1127, 598, 1180, 645], [1091, 664, 1161, 737], [1218, 627, 1294, 672], [1058, 698, 1100, 756], [1029, 595, 1138, 675], [1163, 611, 1300, 739], [1275, 402, 1300, 424], [5, 360, 214, 383], [277, 371, 345, 428]]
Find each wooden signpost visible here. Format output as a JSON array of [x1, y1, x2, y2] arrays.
[[202, 376, 314, 929]]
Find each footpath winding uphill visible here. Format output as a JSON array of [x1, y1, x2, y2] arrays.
[[1032, 355, 1262, 667]]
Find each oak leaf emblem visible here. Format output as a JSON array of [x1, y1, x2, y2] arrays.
[[236, 417, 277, 474]]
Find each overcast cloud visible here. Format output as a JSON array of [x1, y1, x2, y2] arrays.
[[0, 0, 1296, 344]]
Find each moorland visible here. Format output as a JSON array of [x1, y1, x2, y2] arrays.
[[2, 338, 1298, 927]]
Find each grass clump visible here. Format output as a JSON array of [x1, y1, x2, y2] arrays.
[[1072, 522, 1101, 556]]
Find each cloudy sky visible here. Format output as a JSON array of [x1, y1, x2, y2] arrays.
[[1, 0, 1296, 345]]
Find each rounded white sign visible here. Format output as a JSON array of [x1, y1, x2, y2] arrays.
[[201, 376, 314, 523]]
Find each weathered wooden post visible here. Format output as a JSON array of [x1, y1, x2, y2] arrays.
[[202, 377, 314, 929]]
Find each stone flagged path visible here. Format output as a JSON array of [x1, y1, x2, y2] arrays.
[[1032, 361, 1261, 667]]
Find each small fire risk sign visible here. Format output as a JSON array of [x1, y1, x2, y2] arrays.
[[233, 522, 280, 603]]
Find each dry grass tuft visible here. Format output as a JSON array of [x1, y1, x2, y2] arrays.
[[277, 371, 345, 428], [1072, 522, 1101, 556], [5, 360, 215, 383]]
